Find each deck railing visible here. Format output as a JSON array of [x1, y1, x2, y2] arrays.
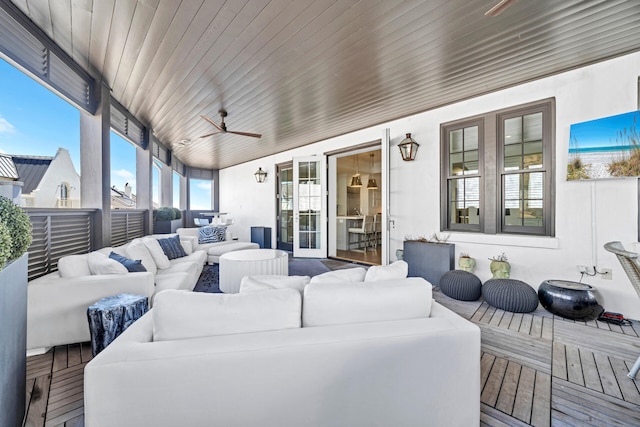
[[25, 209, 148, 280]]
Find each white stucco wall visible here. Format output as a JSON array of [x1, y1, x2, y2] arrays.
[[31, 148, 81, 207], [220, 51, 640, 318]]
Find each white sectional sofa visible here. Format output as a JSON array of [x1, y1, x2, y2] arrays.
[[27, 234, 206, 351], [84, 271, 481, 427], [176, 227, 259, 264]]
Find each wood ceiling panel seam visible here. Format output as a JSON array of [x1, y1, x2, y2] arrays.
[[111, 0, 179, 103], [128, 0, 241, 115], [48, 0, 72, 57], [100, 0, 138, 87], [22, 0, 53, 38], [70, 0, 92, 70], [152, 0, 397, 137], [124, 0, 209, 114], [110, 1, 159, 100], [151, 0, 302, 131], [153, 0, 355, 140], [87, 0, 115, 78], [138, 0, 262, 119]]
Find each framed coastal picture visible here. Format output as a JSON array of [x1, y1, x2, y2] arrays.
[[567, 110, 640, 180]]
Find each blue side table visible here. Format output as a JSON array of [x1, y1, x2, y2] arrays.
[[87, 293, 148, 356]]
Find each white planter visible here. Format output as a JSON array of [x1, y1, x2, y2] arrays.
[[0, 253, 28, 427]]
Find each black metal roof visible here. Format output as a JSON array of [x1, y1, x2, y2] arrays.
[[10, 155, 53, 193]]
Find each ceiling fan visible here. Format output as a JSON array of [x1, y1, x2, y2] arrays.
[[199, 110, 262, 139]]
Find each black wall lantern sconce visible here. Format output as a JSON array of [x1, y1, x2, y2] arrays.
[[254, 167, 267, 183], [398, 133, 419, 161]]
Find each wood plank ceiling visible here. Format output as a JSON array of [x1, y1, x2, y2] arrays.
[[9, 0, 640, 169]]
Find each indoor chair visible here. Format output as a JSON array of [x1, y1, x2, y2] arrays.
[[603, 241, 640, 379]]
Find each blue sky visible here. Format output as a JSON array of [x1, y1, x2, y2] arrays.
[[0, 58, 211, 209], [569, 110, 640, 149]]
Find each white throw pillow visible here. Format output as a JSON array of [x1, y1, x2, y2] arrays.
[[240, 275, 311, 293], [308, 267, 367, 284], [87, 252, 128, 275], [153, 289, 302, 342], [125, 241, 157, 275], [57, 254, 91, 278], [302, 277, 432, 327], [142, 237, 171, 269], [364, 260, 408, 282]]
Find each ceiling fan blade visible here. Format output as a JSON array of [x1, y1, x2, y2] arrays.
[[199, 131, 222, 138], [200, 115, 223, 131], [228, 130, 262, 138]]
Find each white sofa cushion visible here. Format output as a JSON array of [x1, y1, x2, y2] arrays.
[[309, 267, 367, 284], [57, 254, 91, 278], [240, 275, 311, 293], [87, 252, 128, 275], [364, 260, 408, 282], [126, 241, 158, 275], [153, 289, 302, 341], [302, 277, 432, 327], [142, 237, 171, 269]]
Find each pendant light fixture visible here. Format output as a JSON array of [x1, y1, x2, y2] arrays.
[[367, 152, 378, 190], [350, 154, 362, 187]]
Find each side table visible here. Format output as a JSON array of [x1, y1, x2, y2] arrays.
[[87, 293, 148, 356]]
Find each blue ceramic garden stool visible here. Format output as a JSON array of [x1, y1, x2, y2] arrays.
[[87, 293, 148, 356], [439, 270, 482, 301], [482, 279, 539, 313]]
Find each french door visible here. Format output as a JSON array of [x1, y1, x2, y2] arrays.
[[293, 156, 326, 258]]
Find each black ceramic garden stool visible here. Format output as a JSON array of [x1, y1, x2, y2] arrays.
[[482, 279, 539, 313], [538, 279, 604, 321], [439, 270, 482, 301], [87, 293, 148, 356]]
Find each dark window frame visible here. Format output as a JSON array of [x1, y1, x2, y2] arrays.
[[440, 98, 555, 237]]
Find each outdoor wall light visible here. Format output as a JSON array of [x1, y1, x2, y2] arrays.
[[254, 167, 267, 183], [398, 133, 419, 161]]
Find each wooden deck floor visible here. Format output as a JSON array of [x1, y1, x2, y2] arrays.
[[23, 289, 640, 426], [433, 288, 640, 427]]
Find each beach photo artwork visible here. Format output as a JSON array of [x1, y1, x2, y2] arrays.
[[567, 110, 640, 180]]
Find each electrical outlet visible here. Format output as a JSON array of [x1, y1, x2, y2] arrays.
[[599, 268, 612, 280], [577, 265, 590, 274]]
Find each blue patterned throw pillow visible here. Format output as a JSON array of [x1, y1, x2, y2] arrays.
[[198, 226, 227, 244], [109, 252, 147, 273], [157, 235, 187, 260]]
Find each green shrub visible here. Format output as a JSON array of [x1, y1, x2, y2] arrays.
[[0, 221, 11, 270], [0, 196, 32, 262], [153, 206, 177, 221], [171, 207, 182, 220]]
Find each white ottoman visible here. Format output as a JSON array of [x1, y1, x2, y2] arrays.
[[207, 241, 259, 264], [219, 249, 289, 293]]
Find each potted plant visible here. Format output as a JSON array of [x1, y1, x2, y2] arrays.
[[0, 196, 32, 427], [153, 207, 183, 234], [403, 233, 455, 286], [489, 253, 511, 279], [458, 252, 476, 273]]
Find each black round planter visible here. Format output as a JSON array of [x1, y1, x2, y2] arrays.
[[538, 280, 604, 321]]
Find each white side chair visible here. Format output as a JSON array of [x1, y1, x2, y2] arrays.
[[194, 218, 210, 226]]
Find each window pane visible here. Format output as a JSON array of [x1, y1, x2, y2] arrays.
[[524, 141, 543, 169], [504, 117, 522, 144], [523, 112, 542, 141], [450, 152, 464, 175], [189, 178, 212, 210], [464, 127, 478, 150], [464, 149, 479, 175], [450, 129, 463, 153], [449, 177, 479, 225], [504, 144, 522, 171], [504, 174, 521, 207]]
